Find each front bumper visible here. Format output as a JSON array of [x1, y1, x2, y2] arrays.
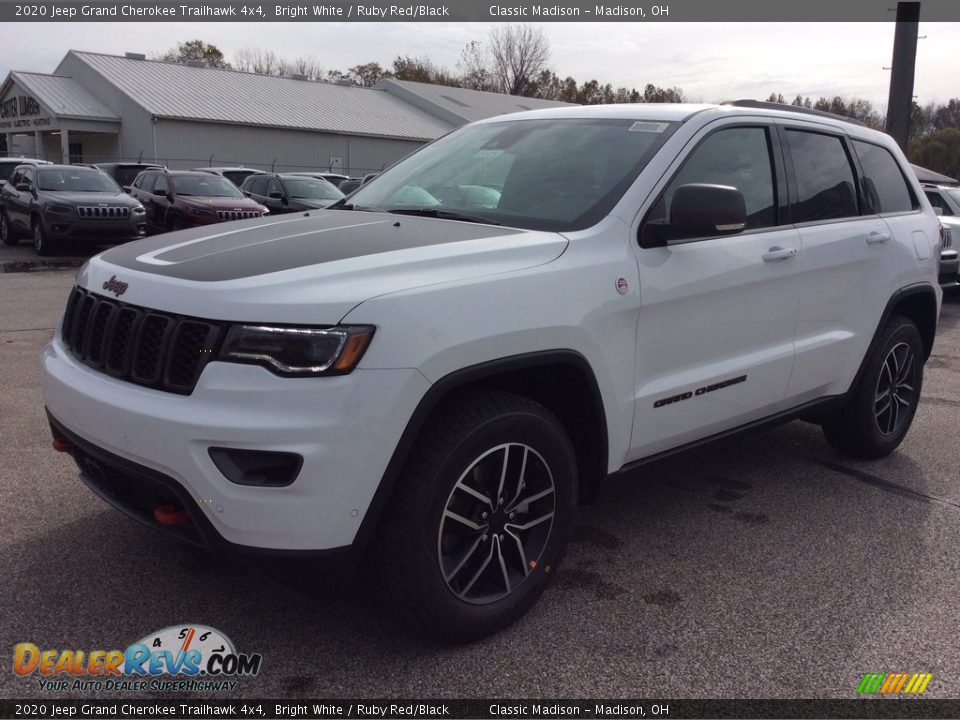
[[46, 216, 147, 243], [42, 334, 429, 551]]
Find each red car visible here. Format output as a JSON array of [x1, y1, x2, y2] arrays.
[[129, 169, 268, 232]]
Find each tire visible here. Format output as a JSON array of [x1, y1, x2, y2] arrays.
[[373, 390, 578, 642], [32, 216, 55, 257], [0, 211, 17, 246], [822, 315, 924, 459]]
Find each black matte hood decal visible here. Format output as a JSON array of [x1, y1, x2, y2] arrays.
[[100, 210, 522, 281]]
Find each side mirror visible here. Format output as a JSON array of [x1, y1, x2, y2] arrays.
[[243, 190, 252, 198], [640, 184, 747, 247], [933, 206, 944, 217], [269, 191, 285, 200], [121, 185, 132, 194]]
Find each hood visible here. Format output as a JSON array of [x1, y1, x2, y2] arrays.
[[82, 210, 567, 324], [177, 196, 264, 210], [42, 191, 140, 206]]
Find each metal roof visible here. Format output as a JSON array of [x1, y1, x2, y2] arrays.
[[5, 71, 119, 121], [376, 79, 571, 124], [64, 51, 454, 141], [911, 163, 957, 186]]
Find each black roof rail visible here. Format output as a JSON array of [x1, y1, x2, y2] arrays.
[[723, 99, 866, 127]]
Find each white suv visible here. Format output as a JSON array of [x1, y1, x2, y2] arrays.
[[41, 102, 942, 641]]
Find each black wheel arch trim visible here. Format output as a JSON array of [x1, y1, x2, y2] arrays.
[[851, 283, 939, 393], [354, 349, 608, 551]]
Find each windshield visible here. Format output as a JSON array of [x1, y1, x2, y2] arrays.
[[346, 117, 678, 231], [37, 169, 121, 193], [171, 175, 244, 198], [284, 178, 345, 201], [112, 166, 155, 186]]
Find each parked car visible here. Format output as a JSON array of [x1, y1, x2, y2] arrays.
[[129, 169, 267, 232], [240, 173, 345, 214], [0, 157, 49, 191], [288, 172, 351, 188], [192, 167, 265, 187], [0, 164, 146, 256], [338, 173, 379, 195], [921, 184, 960, 287], [93, 163, 164, 192], [42, 102, 942, 641]]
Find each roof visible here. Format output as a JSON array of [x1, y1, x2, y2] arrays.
[[911, 163, 958, 185], [62, 51, 454, 141], [3, 71, 119, 121], [375, 78, 572, 125]]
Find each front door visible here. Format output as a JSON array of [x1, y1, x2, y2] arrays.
[[629, 122, 802, 460]]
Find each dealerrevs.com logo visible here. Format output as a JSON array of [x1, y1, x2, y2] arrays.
[[13, 624, 262, 692]]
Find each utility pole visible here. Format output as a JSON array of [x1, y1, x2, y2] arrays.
[[885, 1, 920, 152]]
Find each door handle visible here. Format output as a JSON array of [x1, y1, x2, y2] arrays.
[[762, 246, 799, 262], [866, 231, 891, 245]]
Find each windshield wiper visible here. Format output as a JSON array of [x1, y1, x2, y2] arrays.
[[387, 208, 502, 226]]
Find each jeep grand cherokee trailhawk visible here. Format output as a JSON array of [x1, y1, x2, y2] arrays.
[[42, 102, 942, 641]]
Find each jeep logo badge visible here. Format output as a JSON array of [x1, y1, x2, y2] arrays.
[[102, 275, 128, 297]]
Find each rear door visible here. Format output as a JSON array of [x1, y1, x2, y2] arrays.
[[629, 121, 803, 459], [781, 124, 903, 401]]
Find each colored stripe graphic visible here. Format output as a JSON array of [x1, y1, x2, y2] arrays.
[[858, 672, 932, 694]]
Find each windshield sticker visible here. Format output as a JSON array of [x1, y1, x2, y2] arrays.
[[629, 121, 670, 133]]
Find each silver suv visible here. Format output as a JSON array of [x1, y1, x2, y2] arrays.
[[922, 183, 960, 287]]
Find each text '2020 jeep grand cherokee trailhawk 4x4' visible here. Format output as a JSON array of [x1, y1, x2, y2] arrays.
[[42, 103, 942, 641]]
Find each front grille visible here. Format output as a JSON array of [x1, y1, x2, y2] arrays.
[[943, 226, 953, 249], [77, 206, 131, 219], [217, 209, 261, 221], [61, 286, 223, 394]]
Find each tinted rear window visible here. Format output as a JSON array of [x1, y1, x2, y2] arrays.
[[853, 140, 916, 214], [787, 130, 858, 222]]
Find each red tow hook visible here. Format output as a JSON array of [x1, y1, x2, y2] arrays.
[[154, 504, 190, 526], [52, 438, 72, 453]]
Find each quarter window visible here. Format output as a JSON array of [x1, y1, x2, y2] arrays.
[[786, 130, 858, 222], [139, 174, 157, 194], [853, 140, 916, 214], [154, 175, 169, 194], [925, 191, 952, 216], [647, 126, 778, 235]]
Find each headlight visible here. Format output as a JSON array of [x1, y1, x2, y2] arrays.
[[46, 204, 73, 215], [132, 205, 146, 215], [188, 206, 215, 217], [219, 325, 375, 376]]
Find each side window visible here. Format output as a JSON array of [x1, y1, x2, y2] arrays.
[[786, 130, 858, 222], [22, 168, 35, 186], [266, 178, 283, 197], [140, 173, 157, 193], [10, 170, 23, 187], [647, 126, 777, 235], [251, 178, 268, 195], [853, 140, 917, 214], [925, 191, 952, 216], [154, 174, 168, 194]]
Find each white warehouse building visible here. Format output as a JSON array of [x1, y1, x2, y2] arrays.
[[0, 50, 568, 176]]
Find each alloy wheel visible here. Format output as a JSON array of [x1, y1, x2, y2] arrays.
[[874, 341, 916, 436], [437, 443, 555, 605]]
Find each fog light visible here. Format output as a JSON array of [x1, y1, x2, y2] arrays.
[[209, 447, 303, 487]]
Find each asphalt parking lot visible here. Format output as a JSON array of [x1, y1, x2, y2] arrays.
[[1, 247, 959, 700]]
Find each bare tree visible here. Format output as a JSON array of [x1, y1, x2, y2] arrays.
[[233, 47, 281, 75], [290, 56, 324, 80], [458, 41, 495, 92], [488, 25, 550, 96]]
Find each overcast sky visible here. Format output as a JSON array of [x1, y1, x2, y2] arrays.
[[2, 22, 959, 111]]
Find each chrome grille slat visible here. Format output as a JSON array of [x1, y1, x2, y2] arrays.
[[77, 206, 131, 219]]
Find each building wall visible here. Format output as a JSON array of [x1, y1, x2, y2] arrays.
[[38, 132, 119, 164], [153, 119, 425, 176], [55, 53, 156, 163]]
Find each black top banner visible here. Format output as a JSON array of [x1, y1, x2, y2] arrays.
[[3, 699, 960, 720], [2, 0, 960, 22]]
